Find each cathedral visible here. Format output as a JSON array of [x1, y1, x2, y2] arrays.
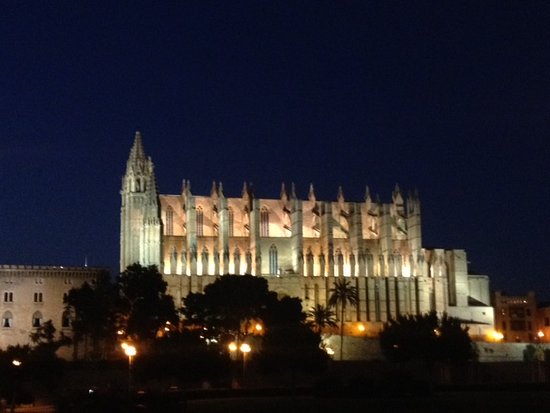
[[120, 132, 494, 339]]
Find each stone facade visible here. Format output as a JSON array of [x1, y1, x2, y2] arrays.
[[120, 132, 494, 338], [493, 291, 539, 343], [0, 265, 104, 356]]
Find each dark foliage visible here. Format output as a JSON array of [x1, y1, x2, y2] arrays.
[[379, 311, 477, 364], [328, 278, 358, 360], [182, 274, 328, 377], [64, 270, 118, 356], [306, 304, 337, 333], [0, 343, 67, 402], [117, 264, 179, 340], [181, 274, 277, 337], [258, 322, 329, 375]]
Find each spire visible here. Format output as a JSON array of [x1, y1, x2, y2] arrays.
[[308, 183, 316, 203], [365, 185, 371, 202], [280, 182, 288, 202], [337, 186, 345, 203], [129, 131, 146, 162], [392, 183, 401, 199], [123, 131, 158, 195], [290, 182, 297, 199], [125, 131, 151, 178], [242, 182, 249, 198]]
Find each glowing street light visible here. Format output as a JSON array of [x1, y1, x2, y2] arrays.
[[489, 331, 504, 342], [11, 360, 22, 413], [122, 342, 137, 393], [240, 343, 251, 384], [228, 342, 238, 353]]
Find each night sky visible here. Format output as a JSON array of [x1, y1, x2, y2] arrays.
[[1, 2, 549, 298]]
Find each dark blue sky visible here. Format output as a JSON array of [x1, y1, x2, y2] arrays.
[[1, 2, 549, 298]]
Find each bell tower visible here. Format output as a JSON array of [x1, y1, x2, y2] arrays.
[[120, 131, 163, 272]]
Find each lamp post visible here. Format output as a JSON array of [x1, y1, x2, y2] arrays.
[[228, 342, 252, 386], [240, 343, 251, 385], [122, 343, 137, 395], [11, 360, 22, 413]]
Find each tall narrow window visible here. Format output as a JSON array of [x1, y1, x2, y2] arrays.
[[269, 245, 278, 275], [337, 250, 344, 277], [196, 206, 204, 236], [32, 311, 43, 328], [201, 247, 209, 275], [170, 246, 177, 274], [166, 206, 174, 235], [260, 207, 269, 237], [306, 249, 314, 276], [228, 207, 234, 237], [3, 292, 13, 302], [33, 292, 43, 303], [2, 311, 13, 328], [62, 310, 71, 328], [234, 247, 241, 275]]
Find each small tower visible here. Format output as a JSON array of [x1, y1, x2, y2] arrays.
[[120, 132, 163, 272]]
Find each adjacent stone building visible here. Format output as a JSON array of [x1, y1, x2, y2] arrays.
[[121, 132, 494, 338], [0, 265, 104, 356]]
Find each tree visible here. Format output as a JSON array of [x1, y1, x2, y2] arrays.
[[29, 320, 57, 346], [181, 274, 277, 339], [379, 312, 477, 364], [328, 278, 358, 360], [258, 322, 329, 381], [182, 274, 329, 382], [307, 304, 337, 334], [65, 270, 118, 358], [117, 264, 178, 340]]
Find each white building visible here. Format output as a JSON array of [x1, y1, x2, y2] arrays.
[[0, 265, 104, 356], [120, 132, 494, 339]]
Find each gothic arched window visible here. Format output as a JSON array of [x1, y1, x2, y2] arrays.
[[166, 206, 174, 235], [260, 207, 269, 237], [32, 311, 43, 328], [2, 311, 12, 328], [196, 206, 204, 236], [269, 245, 278, 275]]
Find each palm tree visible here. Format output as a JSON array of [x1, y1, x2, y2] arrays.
[[307, 304, 337, 334], [328, 278, 358, 360]]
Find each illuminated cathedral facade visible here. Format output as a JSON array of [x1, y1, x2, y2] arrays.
[[120, 132, 494, 338]]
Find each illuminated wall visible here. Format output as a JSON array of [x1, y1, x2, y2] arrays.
[[120, 132, 494, 333]]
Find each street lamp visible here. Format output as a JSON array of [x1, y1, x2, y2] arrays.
[[11, 360, 22, 413], [122, 342, 137, 394], [240, 343, 251, 384], [488, 330, 504, 342], [228, 341, 238, 354]]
